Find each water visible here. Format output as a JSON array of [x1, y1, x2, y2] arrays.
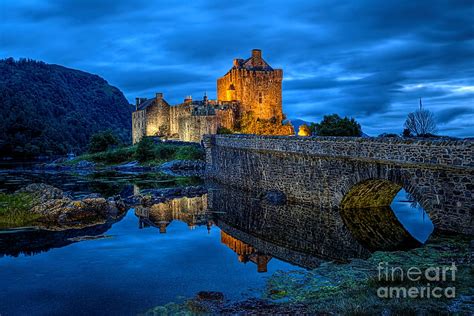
[[0, 211, 300, 315], [0, 169, 435, 315]]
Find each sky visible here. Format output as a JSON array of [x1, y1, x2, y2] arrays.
[[1, 0, 473, 137]]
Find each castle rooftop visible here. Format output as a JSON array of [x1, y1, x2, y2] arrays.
[[232, 49, 274, 71]]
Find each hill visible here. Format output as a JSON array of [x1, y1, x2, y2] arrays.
[[0, 58, 133, 158]]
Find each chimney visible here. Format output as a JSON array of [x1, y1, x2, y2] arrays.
[[233, 58, 243, 67], [156, 92, 163, 101], [135, 97, 140, 110], [251, 49, 262, 58]]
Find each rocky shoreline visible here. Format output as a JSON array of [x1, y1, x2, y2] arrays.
[[13, 183, 127, 231], [4, 182, 208, 231], [34, 159, 205, 176]]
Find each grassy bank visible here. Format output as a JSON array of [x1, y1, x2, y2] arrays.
[[143, 234, 473, 314], [0, 192, 39, 228], [263, 234, 472, 314], [67, 138, 204, 167]]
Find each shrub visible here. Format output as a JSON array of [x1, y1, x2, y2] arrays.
[[217, 127, 233, 134], [89, 146, 135, 164], [89, 130, 119, 153], [134, 137, 155, 162], [154, 144, 176, 160], [402, 128, 412, 137], [175, 146, 205, 160]]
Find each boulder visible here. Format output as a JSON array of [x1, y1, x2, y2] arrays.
[[16, 183, 68, 202], [16, 183, 127, 230]]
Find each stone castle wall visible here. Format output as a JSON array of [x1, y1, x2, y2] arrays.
[[204, 135, 474, 235], [178, 115, 219, 142], [217, 69, 283, 121], [145, 102, 169, 137], [132, 110, 146, 144], [169, 105, 191, 137]]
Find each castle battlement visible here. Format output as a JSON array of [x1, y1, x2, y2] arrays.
[[132, 49, 292, 144]]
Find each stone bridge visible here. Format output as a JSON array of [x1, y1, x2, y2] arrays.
[[203, 135, 473, 235]]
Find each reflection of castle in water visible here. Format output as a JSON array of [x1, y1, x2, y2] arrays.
[[135, 194, 212, 233], [220, 231, 272, 273], [133, 183, 423, 270], [208, 182, 423, 268]]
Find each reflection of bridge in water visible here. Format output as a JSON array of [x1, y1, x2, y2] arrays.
[[135, 181, 432, 270], [204, 135, 473, 235]]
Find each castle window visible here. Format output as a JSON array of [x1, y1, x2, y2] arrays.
[[259, 92, 263, 104]]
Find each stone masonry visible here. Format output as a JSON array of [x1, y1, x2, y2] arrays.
[[132, 49, 292, 144], [204, 134, 474, 235]]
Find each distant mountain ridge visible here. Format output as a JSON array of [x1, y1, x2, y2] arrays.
[[0, 58, 133, 158]]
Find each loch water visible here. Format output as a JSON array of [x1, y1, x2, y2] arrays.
[[0, 168, 434, 315]]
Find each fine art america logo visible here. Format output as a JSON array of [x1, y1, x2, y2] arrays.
[[377, 262, 457, 299]]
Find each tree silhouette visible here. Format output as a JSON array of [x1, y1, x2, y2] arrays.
[[404, 99, 437, 136]]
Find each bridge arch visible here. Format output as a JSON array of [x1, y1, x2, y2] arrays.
[[337, 165, 435, 225], [339, 176, 435, 249]]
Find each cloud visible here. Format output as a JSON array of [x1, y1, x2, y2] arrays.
[[436, 107, 474, 124], [1, 0, 473, 137]]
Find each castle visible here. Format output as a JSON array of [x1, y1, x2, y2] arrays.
[[132, 49, 293, 144]]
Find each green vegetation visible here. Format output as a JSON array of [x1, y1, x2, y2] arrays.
[[264, 234, 472, 314], [69, 137, 204, 166], [70, 146, 136, 165], [143, 235, 472, 314], [310, 114, 362, 136], [0, 58, 132, 158], [217, 127, 233, 134], [88, 130, 120, 153], [0, 192, 39, 228]]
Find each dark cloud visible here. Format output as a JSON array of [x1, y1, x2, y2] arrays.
[[436, 107, 474, 124], [1, 0, 473, 137]]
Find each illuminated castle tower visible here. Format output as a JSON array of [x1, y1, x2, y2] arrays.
[[217, 49, 284, 122]]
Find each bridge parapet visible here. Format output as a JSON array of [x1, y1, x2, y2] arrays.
[[204, 134, 473, 169]]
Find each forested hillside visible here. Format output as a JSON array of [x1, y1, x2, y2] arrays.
[[0, 58, 133, 158]]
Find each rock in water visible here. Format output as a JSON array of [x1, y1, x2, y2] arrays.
[[16, 183, 68, 202], [16, 183, 127, 230]]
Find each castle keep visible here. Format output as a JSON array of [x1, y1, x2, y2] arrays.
[[132, 49, 292, 144]]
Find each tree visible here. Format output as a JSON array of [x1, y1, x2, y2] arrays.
[[134, 137, 155, 162], [404, 99, 437, 136], [88, 130, 119, 153], [310, 114, 362, 136]]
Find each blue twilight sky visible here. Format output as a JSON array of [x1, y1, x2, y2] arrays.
[[1, 0, 473, 137]]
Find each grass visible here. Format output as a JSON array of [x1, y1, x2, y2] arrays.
[[264, 234, 473, 314], [141, 234, 473, 315], [66, 141, 204, 167], [0, 192, 40, 228]]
